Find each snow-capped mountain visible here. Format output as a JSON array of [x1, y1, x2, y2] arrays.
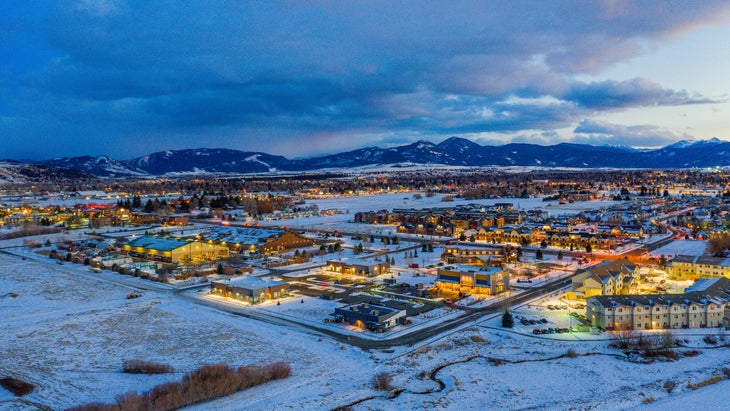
[[42, 155, 146, 178], [122, 148, 290, 175], [30, 137, 730, 178]]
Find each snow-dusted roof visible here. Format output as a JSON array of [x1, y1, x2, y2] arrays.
[[215, 276, 286, 290], [125, 236, 190, 251], [205, 226, 284, 245]]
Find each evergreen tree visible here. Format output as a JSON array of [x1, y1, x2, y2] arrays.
[[557, 250, 563, 261], [535, 249, 543, 260], [502, 311, 514, 328], [585, 244, 592, 253]]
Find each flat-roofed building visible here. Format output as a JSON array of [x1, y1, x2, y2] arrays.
[[333, 302, 406, 332], [327, 259, 390, 277], [211, 276, 289, 304], [436, 265, 509, 296]]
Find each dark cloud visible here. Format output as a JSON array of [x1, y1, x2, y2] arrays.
[[564, 78, 716, 109], [572, 119, 687, 147], [1, 1, 729, 159]]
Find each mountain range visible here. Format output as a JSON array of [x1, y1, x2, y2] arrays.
[[18, 137, 730, 178]]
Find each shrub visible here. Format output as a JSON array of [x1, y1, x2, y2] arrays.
[[123, 359, 174, 374], [663, 380, 676, 393], [469, 335, 487, 343], [69, 362, 291, 411], [0, 377, 34, 396], [642, 397, 655, 404], [565, 349, 579, 358], [703, 335, 718, 345], [609, 330, 636, 350], [687, 375, 725, 390], [373, 372, 392, 391]]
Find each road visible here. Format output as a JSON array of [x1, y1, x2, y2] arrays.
[[174, 270, 579, 350], [0, 228, 637, 350]]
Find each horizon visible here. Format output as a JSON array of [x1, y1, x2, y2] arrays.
[[5, 136, 724, 163], [2, 2, 730, 160]]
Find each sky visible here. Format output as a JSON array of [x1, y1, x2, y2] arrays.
[[2, 1, 730, 161]]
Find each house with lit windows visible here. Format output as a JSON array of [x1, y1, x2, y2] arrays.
[[587, 277, 730, 331]]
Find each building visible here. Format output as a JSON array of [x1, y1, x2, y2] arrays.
[[327, 259, 390, 277], [436, 265, 509, 296], [587, 277, 730, 331], [123, 235, 229, 264], [205, 226, 313, 254], [260, 230, 314, 254], [441, 246, 504, 267], [211, 276, 290, 304], [333, 302, 407, 332], [670, 254, 730, 280], [565, 259, 637, 300]]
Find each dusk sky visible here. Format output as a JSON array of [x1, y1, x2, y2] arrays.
[[2, 1, 730, 160]]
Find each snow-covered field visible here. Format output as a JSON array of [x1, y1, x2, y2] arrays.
[[651, 239, 708, 257], [3, 247, 729, 410]]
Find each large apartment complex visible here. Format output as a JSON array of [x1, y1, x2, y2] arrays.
[[670, 254, 730, 280], [587, 277, 730, 331], [565, 259, 637, 300]]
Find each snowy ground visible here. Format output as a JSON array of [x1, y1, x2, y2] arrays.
[[2, 227, 729, 410], [651, 239, 708, 257], [261, 193, 621, 234]]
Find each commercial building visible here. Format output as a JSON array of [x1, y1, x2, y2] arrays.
[[333, 302, 407, 332], [211, 276, 290, 304], [123, 235, 229, 264], [436, 265, 509, 296], [326, 259, 390, 277]]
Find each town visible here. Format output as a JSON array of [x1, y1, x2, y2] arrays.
[[5, 2, 730, 410], [2, 168, 730, 409]]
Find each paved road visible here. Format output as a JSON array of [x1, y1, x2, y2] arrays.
[[175, 271, 578, 350]]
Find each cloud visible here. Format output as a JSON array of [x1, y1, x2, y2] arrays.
[[564, 78, 716, 109], [2, 1, 730, 159], [572, 119, 689, 147]]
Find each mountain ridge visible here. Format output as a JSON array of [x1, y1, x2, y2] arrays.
[[28, 137, 730, 177]]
